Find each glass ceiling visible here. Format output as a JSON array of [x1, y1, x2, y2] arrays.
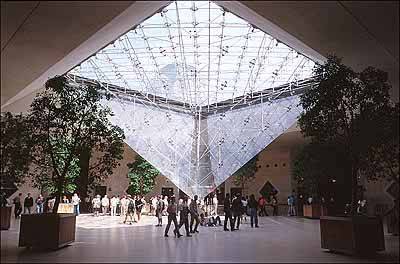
[[69, 1, 315, 108], [67, 1, 318, 199]]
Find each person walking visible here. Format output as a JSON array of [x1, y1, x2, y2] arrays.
[[258, 196, 268, 216], [92, 195, 101, 217], [223, 193, 234, 231], [189, 195, 200, 233], [231, 193, 242, 230], [163, 196, 169, 216], [72, 193, 81, 216], [101, 194, 110, 216], [248, 194, 259, 228], [135, 195, 144, 222], [241, 196, 248, 223], [272, 195, 278, 216], [110, 195, 118, 216], [177, 197, 192, 237], [35, 194, 44, 214], [116, 195, 121, 216], [156, 195, 164, 226], [13, 193, 22, 218], [213, 194, 218, 215], [23, 193, 34, 214], [288, 195, 295, 216], [164, 196, 182, 237], [124, 195, 135, 224]]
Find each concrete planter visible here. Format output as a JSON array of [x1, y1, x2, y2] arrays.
[[1, 206, 12, 230], [320, 216, 385, 255], [19, 213, 76, 249], [303, 204, 327, 219]]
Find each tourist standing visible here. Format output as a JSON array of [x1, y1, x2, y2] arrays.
[[124, 195, 135, 224], [163, 196, 169, 216], [101, 194, 110, 215], [120, 195, 127, 216], [258, 196, 268, 216], [110, 195, 118, 216], [35, 194, 44, 214], [164, 196, 182, 237], [92, 195, 101, 217], [135, 195, 144, 222], [189, 195, 200, 233], [156, 195, 164, 226], [151, 196, 158, 216], [116, 195, 121, 216], [287, 195, 295, 216], [177, 197, 191, 237], [213, 194, 218, 215], [13, 193, 22, 218], [72, 193, 81, 216], [272, 195, 278, 216], [223, 193, 233, 231], [241, 196, 248, 223], [85, 196, 92, 213], [62, 195, 69, 203], [231, 193, 242, 230], [248, 194, 259, 228], [23, 193, 34, 214]]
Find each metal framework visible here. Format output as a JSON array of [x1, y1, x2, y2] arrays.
[[67, 1, 317, 199]]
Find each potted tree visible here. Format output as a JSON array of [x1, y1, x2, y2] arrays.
[[293, 142, 351, 218], [298, 55, 398, 255], [1, 112, 34, 230], [18, 75, 125, 249]]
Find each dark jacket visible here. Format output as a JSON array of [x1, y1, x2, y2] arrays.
[[248, 199, 258, 209], [24, 197, 33, 207], [223, 198, 231, 212], [231, 197, 242, 213]]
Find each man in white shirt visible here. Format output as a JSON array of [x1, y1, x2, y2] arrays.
[[101, 194, 110, 215], [110, 195, 118, 216], [213, 195, 218, 215], [120, 195, 127, 216], [71, 193, 81, 216], [92, 195, 101, 217], [163, 196, 169, 216]]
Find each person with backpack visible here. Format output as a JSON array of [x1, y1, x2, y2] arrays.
[[164, 196, 182, 237], [124, 195, 135, 224], [155, 195, 164, 226]]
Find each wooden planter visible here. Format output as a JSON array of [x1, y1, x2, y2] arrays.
[[303, 204, 327, 219], [19, 213, 76, 249], [320, 216, 385, 255], [1, 206, 12, 230]]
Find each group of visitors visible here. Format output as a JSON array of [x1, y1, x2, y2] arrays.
[[9, 192, 81, 218], [89, 194, 146, 223]]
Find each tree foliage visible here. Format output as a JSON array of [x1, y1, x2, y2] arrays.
[[292, 141, 351, 202], [233, 155, 259, 194], [28, 75, 125, 212], [126, 155, 159, 196], [298, 55, 399, 213], [0, 112, 34, 191]]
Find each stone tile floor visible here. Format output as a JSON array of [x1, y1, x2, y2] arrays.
[[1, 214, 399, 263]]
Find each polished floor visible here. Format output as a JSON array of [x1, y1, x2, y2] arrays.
[[1, 214, 399, 263]]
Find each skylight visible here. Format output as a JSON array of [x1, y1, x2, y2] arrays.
[[69, 1, 315, 108]]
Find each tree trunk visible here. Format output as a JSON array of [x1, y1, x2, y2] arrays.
[[351, 165, 358, 216], [76, 148, 91, 211]]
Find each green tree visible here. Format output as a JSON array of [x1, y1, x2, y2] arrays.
[[292, 141, 351, 203], [298, 55, 398, 214], [126, 155, 159, 196], [0, 112, 34, 193], [233, 155, 259, 195], [28, 75, 125, 213]]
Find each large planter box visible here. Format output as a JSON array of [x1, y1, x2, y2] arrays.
[[303, 204, 327, 219], [1, 206, 12, 230], [19, 213, 76, 249], [320, 216, 385, 255]]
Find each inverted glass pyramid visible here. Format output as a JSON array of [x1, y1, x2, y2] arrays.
[[67, 1, 317, 198]]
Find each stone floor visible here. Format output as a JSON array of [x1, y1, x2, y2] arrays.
[[1, 214, 399, 263]]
